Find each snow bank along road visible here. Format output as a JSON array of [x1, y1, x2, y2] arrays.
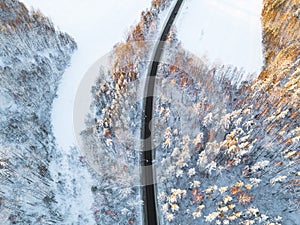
[[141, 1, 184, 225]]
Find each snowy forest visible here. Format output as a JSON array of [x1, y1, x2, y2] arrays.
[[0, 0, 78, 224], [85, 0, 300, 224], [0, 0, 299, 224]]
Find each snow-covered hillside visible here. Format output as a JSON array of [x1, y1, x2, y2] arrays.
[[176, 0, 264, 75], [0, 1, 77, 223]]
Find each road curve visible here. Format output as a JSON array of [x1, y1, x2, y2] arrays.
[[140, 1, 184, 225]]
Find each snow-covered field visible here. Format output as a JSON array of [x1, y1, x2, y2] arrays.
[[176, 0, 264, 75]]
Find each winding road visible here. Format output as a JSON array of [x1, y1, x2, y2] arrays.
[[141, 0, 184, 224]]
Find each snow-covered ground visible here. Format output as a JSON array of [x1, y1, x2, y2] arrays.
[[176, 0, 264, 75]]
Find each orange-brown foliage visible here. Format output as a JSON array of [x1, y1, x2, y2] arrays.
[[230, 187, 242, 195], [238, 192, 254, 205]]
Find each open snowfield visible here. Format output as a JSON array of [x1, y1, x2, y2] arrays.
[[176, 0, 264, 74]]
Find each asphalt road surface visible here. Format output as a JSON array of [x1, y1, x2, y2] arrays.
[[141, 0, 184, 225]]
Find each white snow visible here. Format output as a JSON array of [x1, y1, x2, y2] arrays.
[[0, 57, 4, 67], [176, 0, 264, 75], [0, 92, 16, 112], [48, 147, 96, 224]]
